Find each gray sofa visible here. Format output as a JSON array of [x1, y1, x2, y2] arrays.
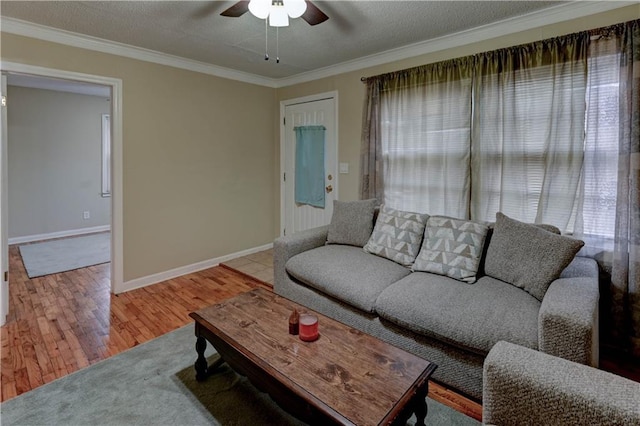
[[273, 208, 599, 400], [483, 341, 640, 425]]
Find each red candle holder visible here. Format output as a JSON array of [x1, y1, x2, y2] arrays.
[[299, 314, 319, 342]]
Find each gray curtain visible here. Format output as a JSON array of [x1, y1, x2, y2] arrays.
[[360, 79, 383, 203], [611, 20, 640, 357]]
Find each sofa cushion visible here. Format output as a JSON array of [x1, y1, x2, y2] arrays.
[[363, 205, 428, 267], [375, 273, 540, 355], [286, 245, 411, 313], [412, 216, 489, 283], [478, 222, 561, 278], [484, 213, 585, 301], [326, 199, 377, 247]]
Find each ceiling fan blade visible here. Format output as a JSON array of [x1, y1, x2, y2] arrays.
[[301, 1, 329, 26], [220, 1, 250, 17]]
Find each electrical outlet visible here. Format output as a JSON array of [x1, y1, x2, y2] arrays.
[[83, 211, 90, 220]]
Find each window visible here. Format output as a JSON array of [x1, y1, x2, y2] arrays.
[[578, 37, 620, 242], [472, 50, 587, 230], [381, 71, 473, 217], [378, 36, 620, 242], [101, 114, 111, 197]]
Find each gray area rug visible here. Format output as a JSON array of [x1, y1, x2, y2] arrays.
[[0, 324, 480, 426], [19, 232, 110, 278]]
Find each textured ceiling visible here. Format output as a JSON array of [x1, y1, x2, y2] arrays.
[[2, 1, 573, 79]]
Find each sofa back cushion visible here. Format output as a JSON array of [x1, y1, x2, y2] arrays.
[[484, 212, 585, 301], [363, 205, 428, 267], [412, 216, 489, 283], [326, 199, 377, 247], [477, 222, 562, 278]]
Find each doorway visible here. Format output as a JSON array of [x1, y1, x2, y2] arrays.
[[280, 92, 338, 236], [0, 62, 123, 325]]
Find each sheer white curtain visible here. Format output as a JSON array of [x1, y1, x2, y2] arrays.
[[574, 35, 621, 252], [380, 58, 473, 216], [471, 35, 589, 229]]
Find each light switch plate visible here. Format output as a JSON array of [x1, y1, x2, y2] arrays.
[[339, 163, 349, 174]]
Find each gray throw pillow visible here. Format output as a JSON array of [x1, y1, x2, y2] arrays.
[[363, 205, 428, 267], [477, 222, 561, 277], [326, 199, 377, 247], [413, 216, 489, 283], [484, 212, 585, 301]]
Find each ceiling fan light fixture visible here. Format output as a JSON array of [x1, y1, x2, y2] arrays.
[[283, 0, 307, 19], [269, 5, 289, 27], [248, 0, 270, 20]]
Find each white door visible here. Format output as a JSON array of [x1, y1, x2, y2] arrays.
[[282, 95, 337, 236], [0, 73, 8, 325]]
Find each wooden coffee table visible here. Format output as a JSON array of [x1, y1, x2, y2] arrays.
[[189, 288, 437, 426]]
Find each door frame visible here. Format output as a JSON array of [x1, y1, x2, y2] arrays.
[[279, 91, 338, 237], [0, 61, 124, 295], [1, 73, 8, 325]]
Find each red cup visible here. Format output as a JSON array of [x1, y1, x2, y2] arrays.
[[299, 314, 319, 342]]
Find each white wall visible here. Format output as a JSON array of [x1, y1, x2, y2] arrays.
[[7, 86, 111, 240]]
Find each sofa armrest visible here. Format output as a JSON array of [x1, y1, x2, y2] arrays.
[[539, 275, 599, 367], [273, 226, 329, 294], [559, 256, 599, 279], [483, 341, 640, 426]]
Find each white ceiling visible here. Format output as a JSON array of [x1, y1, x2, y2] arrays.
[[0, 1, 635, 86]]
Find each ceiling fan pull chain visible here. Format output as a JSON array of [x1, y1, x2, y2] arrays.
[[276, 27, 280, 63], [264, 18, 269, 61]]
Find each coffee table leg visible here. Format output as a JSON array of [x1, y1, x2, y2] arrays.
[[195, 336, 226, 381], [414, 382, 429, 426], [195, 336, 209, 381]]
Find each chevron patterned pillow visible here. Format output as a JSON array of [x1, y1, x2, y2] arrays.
[[363, 205, 428, 267], [412, 216, 489, 283]]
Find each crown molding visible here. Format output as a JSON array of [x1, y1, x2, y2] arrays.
[[0, 17, 279, 88], [273, 1, 636, 88], [1, 1, 634, 90]]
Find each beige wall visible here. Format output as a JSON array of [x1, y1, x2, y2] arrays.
[[7, 86, 111, 239], [1, 33, 277, 282], [275, 5, 640, 208]]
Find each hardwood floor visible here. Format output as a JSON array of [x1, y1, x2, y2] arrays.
[[0, 244, 261, 402], [0, 244, 483, 421]]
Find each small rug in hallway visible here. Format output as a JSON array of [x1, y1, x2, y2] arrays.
[[0, 324, 480, 425], [18, 232, 110, 278]]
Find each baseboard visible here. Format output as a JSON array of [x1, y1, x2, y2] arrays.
[[9, 225, 111, 245], [117, 242, 274, 294]]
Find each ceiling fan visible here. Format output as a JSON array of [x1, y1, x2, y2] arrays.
[[221, 0, 329, 26]]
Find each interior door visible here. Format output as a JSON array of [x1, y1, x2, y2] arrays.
[[0, 73, 9, 325], [283, 97, 337, 236]]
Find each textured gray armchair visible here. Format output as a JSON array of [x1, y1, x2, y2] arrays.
[[483, 341, 640, 425]]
